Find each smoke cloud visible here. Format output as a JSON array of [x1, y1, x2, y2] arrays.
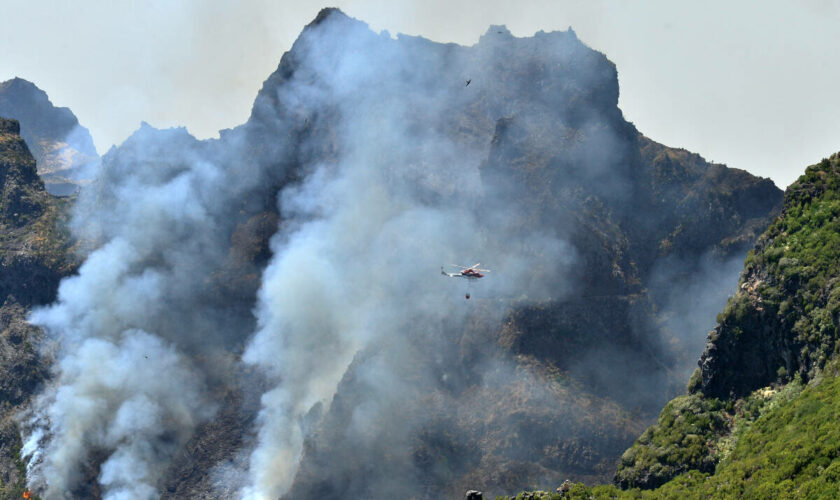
[[21, 122, 272, 497], [236, 14, 595, 499], [17, 9, 765, 500]]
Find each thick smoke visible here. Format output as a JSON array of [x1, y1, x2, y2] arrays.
[[22, 330, 211, 499], [22, 124, 270, 498], [17, 10, 764, 500]]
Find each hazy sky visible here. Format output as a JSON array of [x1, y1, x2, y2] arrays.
[[2, 0, 838, 187]]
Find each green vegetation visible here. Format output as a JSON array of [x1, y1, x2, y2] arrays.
[[613, 394, 727, 489]]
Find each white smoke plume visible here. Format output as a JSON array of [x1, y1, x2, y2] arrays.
[[237, 14, 578, 498], [21, 123, 271, 497], [17, 9, 744, 500], [23, 329, 210, 499]]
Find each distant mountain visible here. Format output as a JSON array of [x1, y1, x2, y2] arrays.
[[0, 78, 98, 195], [8, 9, 784, 500]]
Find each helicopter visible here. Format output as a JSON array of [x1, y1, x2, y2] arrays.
[[441, 263, 490, 299]]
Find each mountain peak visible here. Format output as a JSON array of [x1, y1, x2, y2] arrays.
[[310, 7, 349, 26], [0, 78, 58, 112], [301, 7, 368, 36], [0, 77, 98, 195], [486, 24, 512, 36], [0, 77, 40, 91]]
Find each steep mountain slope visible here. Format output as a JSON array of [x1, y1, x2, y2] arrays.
[[607, 152, 840, 497], [0, 78, 98, 195], [13, 9, 783, 500], [0, 118, 74, 499]]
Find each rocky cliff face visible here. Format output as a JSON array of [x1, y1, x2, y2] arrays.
[[0, 118, 74, 499], [0, 78, 98, 195]]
